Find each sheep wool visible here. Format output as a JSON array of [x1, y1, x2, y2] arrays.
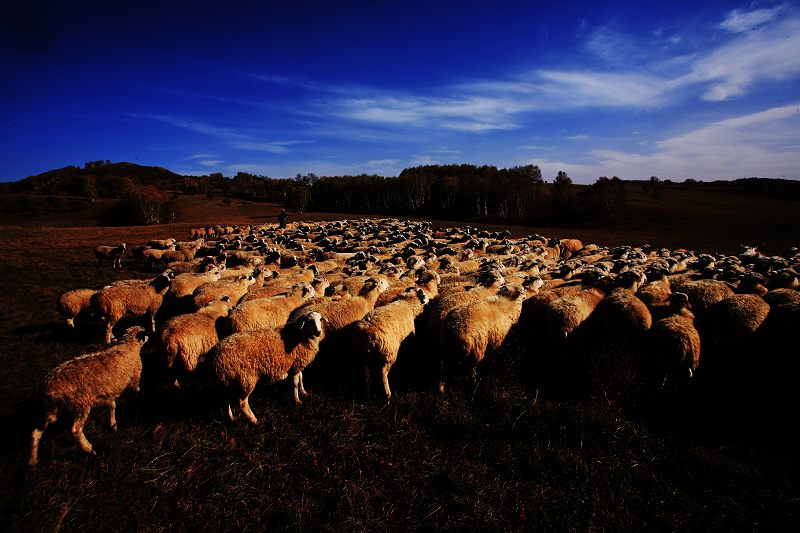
[[158, 295, 233, 376], [29, 326, 149, 466], [57, 288, 97, 327], [91, 272, 172, 344], [352, 288, 430, 401], [211, 312, 325, 424]]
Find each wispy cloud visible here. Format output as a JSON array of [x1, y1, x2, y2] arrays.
[[719, 4, 787, 33], [532, 103, 800, 181], [130, 113, 311, 154], [198, 159, 223, 167], [680, 14, 800, 101], [184, 153, 217, 161], [564, 134, 590, 141]]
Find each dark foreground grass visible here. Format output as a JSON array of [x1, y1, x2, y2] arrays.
[[0, 224, 798, 531]]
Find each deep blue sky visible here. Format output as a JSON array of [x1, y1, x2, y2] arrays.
[[2, 0, 799, 183]]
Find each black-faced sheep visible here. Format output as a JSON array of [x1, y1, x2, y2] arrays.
[[210, 312, 325, 423], [91, 272, 172, 344], [29, 326, 149, 466], [351, 288, 430, 401], [94, 243, 126, 268]]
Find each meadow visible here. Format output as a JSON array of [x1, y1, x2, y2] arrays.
[[0, 195, 798, 531]]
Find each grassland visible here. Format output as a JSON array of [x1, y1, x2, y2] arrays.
[[0, 192, 798, 530]]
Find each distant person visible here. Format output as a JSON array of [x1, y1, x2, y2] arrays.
[[278, 209, 288, 229]]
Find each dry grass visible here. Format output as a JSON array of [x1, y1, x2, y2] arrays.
[[0, 202, 798, 530]]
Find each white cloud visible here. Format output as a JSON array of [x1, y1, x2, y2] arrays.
[[678, 15, 800, 101], [198, 159, 223, 166], [532, 103, 800, 182], [184, 153, 217, 160], [537, 71, 675, 108], [719, 4, 787, 33], [564, 134, 590, 141]]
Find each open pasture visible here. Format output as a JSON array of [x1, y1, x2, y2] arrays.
[[0, 217, 798, 531]]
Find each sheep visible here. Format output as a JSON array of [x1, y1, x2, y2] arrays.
[[351, 288, 430, 401], [210, 312, 325, 423], [374, 268, 440, 307], [57, 288, 97, 327], [438, 284, 527, 390], [28, 326, 149, 466], [192, 274, 256, 309], [91, 272, 172, 344], [559, 239, 584, 260], [157, 295, 233, 382], [147, 238, 176, 249], [166, 268, 222, 301], [648, 292, 701, 385], [288, 277, 390, 333], [94, 243, 126, 268], [141, 246, 176, 268], [705, 294, 770, 343], [671, 279, 734, 317], [545, 287, 605, 341], [228, 283, 317, 333]]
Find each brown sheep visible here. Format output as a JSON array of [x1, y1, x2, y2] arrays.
[[57, 288, 97, 328], [91, 272, 172, 344], [29, 326, 149, 466], [438, 284, 527, 390], [210, 312, 326, 423], [351, 288, 430, 401], [648, 293, 701, 383]]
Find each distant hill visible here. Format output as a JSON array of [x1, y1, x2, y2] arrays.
[[0, 162, 185, 197]]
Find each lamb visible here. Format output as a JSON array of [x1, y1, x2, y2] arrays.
[[192, 274, 256, 309], [28, 326, 149, 466], [91, 272, 172, 344], [438, 284, 527, 389], [351, 288, 430, 401], [228, 283, 317, 333], [648, 293, 701, 384], [210, 312, 325, 424], [57, 288, 97, 327], [94, 243, 126, 268], [157, 295, 233, 381]]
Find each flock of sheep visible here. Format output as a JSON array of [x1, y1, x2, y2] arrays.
[[30, 218, 800, 466]]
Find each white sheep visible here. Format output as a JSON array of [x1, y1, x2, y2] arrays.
[[438, 284, 527, 389], [229, 283, 316, 333], [28, 326, 149, 466], [57, 288, 97, 328], [94, 243, 126, 268], [192, 274, 256, 309], [210, 312, 326, 424], [91, 272, 173, 344], [351, 287, 430, 401], [157, 295, 234, 381]]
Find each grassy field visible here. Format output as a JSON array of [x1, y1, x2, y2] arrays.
[[0, 199, 798, 530]]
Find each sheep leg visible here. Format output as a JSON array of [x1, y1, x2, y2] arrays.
[[29, 412, 57, 467], [297, 371, 310, 397], [66, 317, 75, 328], [104, 321, 114, 345], [381, 364, 392, 402], [291, 373, 303, 405], [71, 409, 96, 456], [147, 311, 156, 333], [109, 400, 117, 431], [238, 385, 258, 424]]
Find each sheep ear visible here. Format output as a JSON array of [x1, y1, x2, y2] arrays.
[[221, 295, 231, 302]]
